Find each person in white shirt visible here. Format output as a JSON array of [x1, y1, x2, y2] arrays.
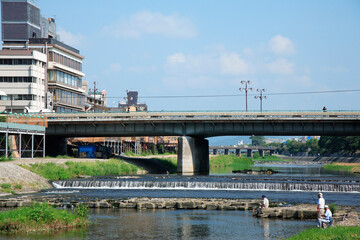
[[262, 195, 269, 209], [317, 192, 325, 218], [317, 205, 333, 228]]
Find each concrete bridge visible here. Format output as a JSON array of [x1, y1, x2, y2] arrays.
[[45, 111, 360, 174], [209, 146, 279, 157]]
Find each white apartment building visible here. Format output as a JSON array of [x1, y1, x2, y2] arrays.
[[0, 49, 47, 113]]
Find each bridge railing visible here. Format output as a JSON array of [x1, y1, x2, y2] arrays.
[[41, 111, 360, 122]]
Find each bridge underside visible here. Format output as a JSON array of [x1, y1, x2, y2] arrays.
[[46, 120, 360, 138]]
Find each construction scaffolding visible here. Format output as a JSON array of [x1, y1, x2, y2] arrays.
[[0, 115, 46, 159]]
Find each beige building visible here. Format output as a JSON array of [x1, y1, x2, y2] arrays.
[[0, 49, 47, 113]]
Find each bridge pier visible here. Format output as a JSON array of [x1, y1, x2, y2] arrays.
[[177, 136, 209, 175], [247, 149, 253, 158], [270, 150, 275, 156], [259, 149, 264, 157], [235, 149, 241, 156], [45, 136, 67, 157], [224, 149, 229, 155], [212, 149, 217, 155]]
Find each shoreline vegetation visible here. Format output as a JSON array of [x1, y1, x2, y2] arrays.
[[0, 202, 88, 233], [323, 163, 360, 174], [20, 159, 142, 180], [287, 226, 360, 240]]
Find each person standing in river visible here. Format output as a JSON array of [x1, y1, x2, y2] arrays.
[[317, 192, 325, 218], [262, 195, 269, 209]]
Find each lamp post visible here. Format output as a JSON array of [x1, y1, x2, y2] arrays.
[[89, 81, 98, 112], [239, 80, 253, 112], [254, 89, 267, 112]]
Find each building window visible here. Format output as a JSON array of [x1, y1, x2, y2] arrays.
[[0, 77, 36, 83], [48, 51, 82, 71], [48, 70, 82, 88], [0, 59, 34, 65]]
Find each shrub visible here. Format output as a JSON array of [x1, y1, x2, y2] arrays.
[[329, 203, 338, 214], [1, 183, 11, 189], [14, 184, 22, 190], [74, 204, 88, 218]]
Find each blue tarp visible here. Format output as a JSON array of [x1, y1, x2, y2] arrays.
[[78, 145, 97, 158]]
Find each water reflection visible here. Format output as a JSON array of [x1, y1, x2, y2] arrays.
[[2, 209, 314, 240]]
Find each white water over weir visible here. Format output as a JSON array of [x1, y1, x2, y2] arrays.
[[53, 180, 360, 193]]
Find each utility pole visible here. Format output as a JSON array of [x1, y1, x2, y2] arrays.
[[254, 89, 267, 112], [239, 80, 253, 112], [89, 81, 98, 112]]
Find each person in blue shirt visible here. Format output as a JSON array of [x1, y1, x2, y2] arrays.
[[317, 205, 333, 228]]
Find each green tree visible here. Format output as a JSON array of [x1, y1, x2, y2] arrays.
[[318, 136, 360, 154], [250, 136, 265, 146], [305, 138, 319, 154]]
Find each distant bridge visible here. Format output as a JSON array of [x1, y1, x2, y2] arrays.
[[44, 111, 360, 174], [209, 145, 279, 157]]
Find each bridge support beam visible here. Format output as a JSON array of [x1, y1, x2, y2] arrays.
[[224, 149, 229, 155], [270, 150, 275, 156], [212, 149, 217, 155], [45, 136, 67, 157], [247, 149, 253, 158], [177, 136, 209, 175], [259, 149, 264, 157], [235, 149, 241, 156]]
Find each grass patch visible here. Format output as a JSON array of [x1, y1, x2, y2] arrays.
[[0, 183, 19, 194], [21, 159, 141, 180], [0, 156, 13, 162], [323, 163, 360, 174], [287, 226, 360, 240], [210, 155, 254, 170], [154, 157, 177, 171], [0, 202, 88, 233]]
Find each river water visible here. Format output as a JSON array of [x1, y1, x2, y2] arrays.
[[4, 209, 314, 240], [2, 163, 360, 239]]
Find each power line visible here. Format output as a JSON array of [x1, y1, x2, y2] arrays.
[[134, 89, 360, 99], [45, 89, 360, 100]]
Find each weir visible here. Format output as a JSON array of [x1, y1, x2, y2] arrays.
[[53, 179, 360, 193]]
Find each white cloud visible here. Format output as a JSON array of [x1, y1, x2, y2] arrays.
[[167, 53, 186, 64], [267, 58, 294, 74], [57, 27, 85, 48], [105, 11, 197, 38], [269, 35, 296, 55], [220, 53, 248, 75], [109, 63, 122, 72], [163, 49, 249, 89]]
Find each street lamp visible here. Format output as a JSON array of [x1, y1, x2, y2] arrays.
[[239, 80, 253, 112], [254, 89, 267, 112], [89, 81, 98, 112]]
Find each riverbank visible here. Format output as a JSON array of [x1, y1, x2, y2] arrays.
[[279, 156, 360, 163], [0, 158, 143, 195]]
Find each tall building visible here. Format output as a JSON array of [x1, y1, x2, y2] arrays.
[[0, 0, 86, 113], [1, 0, 41, 42]]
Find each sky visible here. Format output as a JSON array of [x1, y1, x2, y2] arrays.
[[6, 0, 360, 111]]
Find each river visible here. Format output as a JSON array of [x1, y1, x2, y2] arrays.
[[2, 162, 360, 239], [4, 208, 314, 240]]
